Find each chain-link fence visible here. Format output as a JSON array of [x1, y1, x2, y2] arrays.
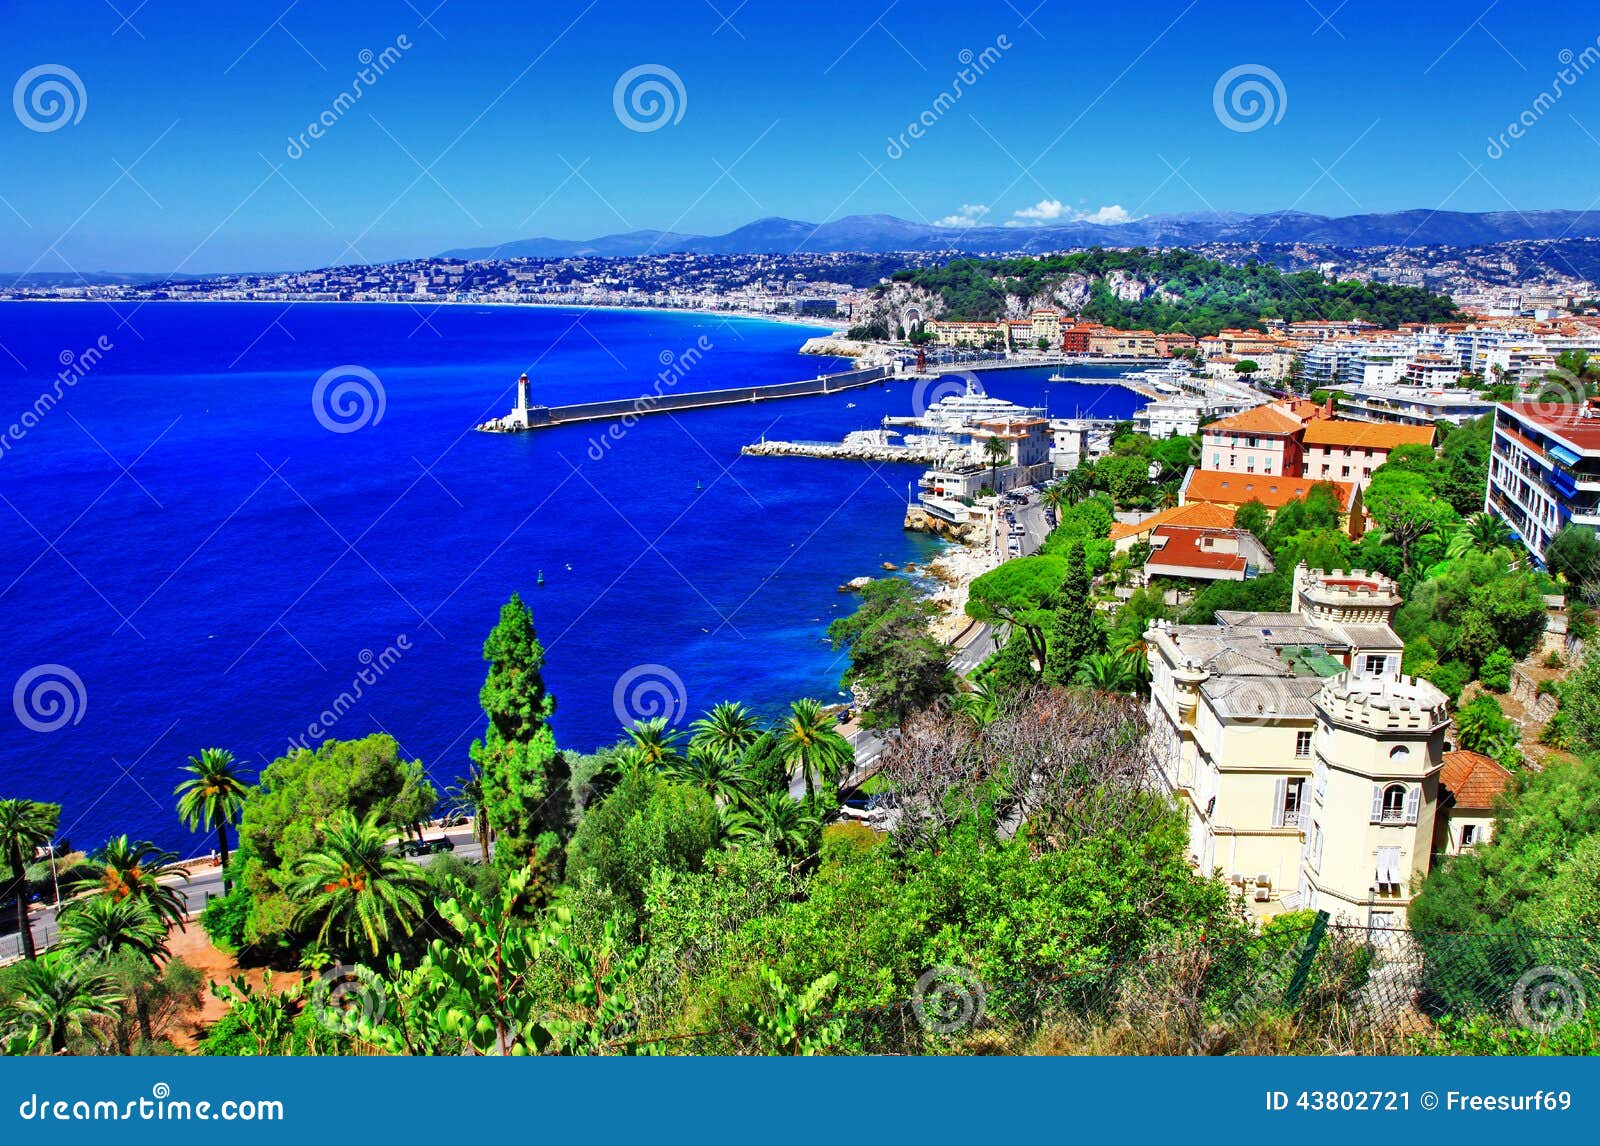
[[608, 917, 1598, 1055]]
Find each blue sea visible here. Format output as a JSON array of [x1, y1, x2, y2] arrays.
[[0, 301, 1141, 854]]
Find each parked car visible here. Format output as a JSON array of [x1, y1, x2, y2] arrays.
[[399, 837, 455, 856]]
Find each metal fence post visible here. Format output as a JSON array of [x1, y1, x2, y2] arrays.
[[1284, 911, 1331, 1007]]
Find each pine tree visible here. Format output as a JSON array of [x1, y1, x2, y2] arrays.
[[469, 593, 572, 878], [1043, 542, 1105, 686]]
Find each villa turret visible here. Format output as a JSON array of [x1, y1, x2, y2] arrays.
[[1143, 569, 1487, 929]]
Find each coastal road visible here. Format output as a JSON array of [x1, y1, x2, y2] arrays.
[[5, 825, 482, 962]]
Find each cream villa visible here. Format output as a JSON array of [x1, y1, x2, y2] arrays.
[[1144, 564, 1474, 933]]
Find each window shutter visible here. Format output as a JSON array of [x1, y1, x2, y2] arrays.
[[1370, 785, 1384, 824], [1271, 777, 1287, 828], [1405, 784, 1421, 825]]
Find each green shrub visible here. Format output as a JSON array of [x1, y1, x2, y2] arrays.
[[1479, 648, 1514, 693]]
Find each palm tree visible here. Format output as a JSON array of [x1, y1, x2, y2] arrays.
[[0, 798, 59, 961], [689, 701, 760, 762], [665, 749, 750, 807], [3, 953, 123, 1054], [58, 893, 170, 1046], [778, 699, 853, 800], [174, 748, 249, 893], [288, 810, 428, 957], [1074, 649, 1143, 693], [624, 717, 685, 767], [445, 768, 491, 859], [983, 434, 1011, 492], [1448, 512, 1512, 559], [952, 681, 1002, 730], [72, 836, 189, 929], [724, 791, 819, 858]]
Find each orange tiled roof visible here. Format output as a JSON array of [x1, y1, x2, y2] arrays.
[[1302, 420, 1437, 450], [1183, 469, 1353, 511], [1203, 405, 1305, 436], [1439, 750, 1513, 809], [1107, 502, 1236, 541]]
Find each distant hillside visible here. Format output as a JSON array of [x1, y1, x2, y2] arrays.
[[440, 209, 1600, 260], [850, 249, 1460, 338]]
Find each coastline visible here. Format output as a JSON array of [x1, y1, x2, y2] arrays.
[[0, 294, 851, 332]]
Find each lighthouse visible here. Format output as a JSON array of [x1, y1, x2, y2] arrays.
[[509, 372, 532, 429]]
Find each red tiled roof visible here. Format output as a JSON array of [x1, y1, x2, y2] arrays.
[[1204, 405, 1306, 436], [1145, 526, 1251, 574], [1302, 420, 1437, 450], [1439, 750, 1513, 809], [1107, 502, 1236, 541], [1183, 469, 1354, 511]]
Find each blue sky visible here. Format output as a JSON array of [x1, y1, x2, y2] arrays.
[[4, 0, 1600, 271]]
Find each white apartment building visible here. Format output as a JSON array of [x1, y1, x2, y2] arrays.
[[1144, 565, 1461, 928]]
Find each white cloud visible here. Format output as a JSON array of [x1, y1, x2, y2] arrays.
[[1013, 198, 1065, 222], [1006, 200, 1140, 226], [935, 203, 991, 227], [1080, 204, 1134, 225]]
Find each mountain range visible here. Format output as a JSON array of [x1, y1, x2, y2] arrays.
[[439, 210, 1600, 261]]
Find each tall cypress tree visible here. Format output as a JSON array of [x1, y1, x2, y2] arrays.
[[470, 593, 572, 878], [1043, 542, 1105, 686]]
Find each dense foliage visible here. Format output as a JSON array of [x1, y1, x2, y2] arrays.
[[883, 249, 1458, 335]]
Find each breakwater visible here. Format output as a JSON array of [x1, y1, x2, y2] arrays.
[[482, 364, 894, 431], [742, 437, 959, 464]]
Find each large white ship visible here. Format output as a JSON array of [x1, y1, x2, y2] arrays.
[[883, 376, 1046, 434]]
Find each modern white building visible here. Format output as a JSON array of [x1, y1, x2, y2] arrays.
[[1485, 401, 1600, 562]]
